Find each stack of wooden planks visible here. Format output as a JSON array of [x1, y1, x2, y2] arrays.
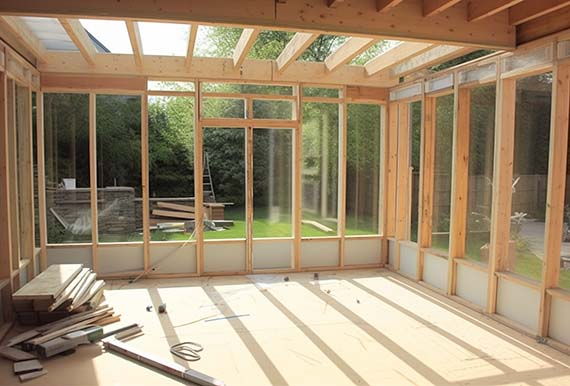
[[12, 264, 106, 325], [152, 201, 195, 221]]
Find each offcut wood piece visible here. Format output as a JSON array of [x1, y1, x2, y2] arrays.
[[19, 369, 47, 382], [74, 280, 105, 309], [0, 346, 37, 361], [28, 312, 114, 346], [3, 329, 41, 347], [301, 220, 334, 233], [39, 306, 112, 334], [12, 264, 83, 301], [48, 268, 91, 311], [68, 272, 97, 311], [152, 209, 195, 220], [13, 359, 42, 375], [156, 202, 195, 213]]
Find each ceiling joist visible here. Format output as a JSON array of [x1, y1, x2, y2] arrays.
[[423, 0, 462, 17], [58, 18, 96, 65], [324, 37, 376, 72], [508, 0, 570, 25], [185, 24, 198, 70], [327, 0, 344, 7], [233, 28, 260, 69], [276, 32, 317, 73], [377, 0, 405, 13], [468, 0, 524, 22], [365, 42, 433, 76], [391, 45, 470, 77], [125, 20, 143, 68], [0, 16, 48, 63]]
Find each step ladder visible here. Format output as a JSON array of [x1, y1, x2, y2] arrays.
[[203, 152, 216, 203]]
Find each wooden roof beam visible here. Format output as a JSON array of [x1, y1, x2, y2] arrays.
[[377, 0, 405, 13], [0, 16, 48, 64], [509, 0, 570, 25], [468, 0, 524, 22], [423, 0, 462, 17], [125, 20, 143, 68], [390, 45, 471, 77], [365, 42, 433, 76], [185, 24, 198, 70], [324, 37, 376, 72], [327, 0, 344, 7], [276, 32, 318, 73], [233, 28, 260, 69], [58, 18, 96, 66]]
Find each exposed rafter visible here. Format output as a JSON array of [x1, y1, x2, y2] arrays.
[[365, 42, 433, 76], [468, 0, 524, 22], [58, 18, 96, 65], [423, 0, 462, 17], [324, 37, 376, 72], [0, 16, 48, 63], [275, 32, 317, 73], [390, 45, 470, 77], [233, 28, 260, 69], [377, 0, 404, 13], [508, 0, 570, 25], [125, 20, 143, 68], [516, 4, 570, 44], [185, 24, 198, 70]]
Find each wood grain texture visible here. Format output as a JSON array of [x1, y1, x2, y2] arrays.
[[12, 264, 83, 300]]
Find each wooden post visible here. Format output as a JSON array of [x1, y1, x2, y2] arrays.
[[89, 93, 99, 273], [395, 102, 410, 270], [487, 78, 516, 314], [36, 92, 47, 271], [338, 87, 347, 267], [538, 63, 570, 337], [380, 101, 390, 265], [448, 84, 470, 295], [418, 95, 436, 281], [386, 102, 398, 239], [246, 124, 254, 273], [293, 85, 302, 271], [195, 82, 204, 275], [141, 94, 150, 272], [7, 79, 20, 272]]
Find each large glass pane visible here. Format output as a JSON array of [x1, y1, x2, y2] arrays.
[[431, 94, 454, 253], [202, 98, 245, 119], [302, 102, 339, 237], [96, 95, 142, 242], [509, 74, 552, 280], [44, 93, 91, 244], [253, 129, 293, 238], [465, 85, 496, 263], [346, 104, 381, 235], [148, 96, 195, 242], [409, 101, 422, 243], [203, 128, 246, 239], [252, 100, 293, 120]]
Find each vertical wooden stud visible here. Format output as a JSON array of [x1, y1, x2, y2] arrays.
[[395, 102, 410, 271], [0, 70, 14, 283], [380, 102, 391, 265], [338, 87, 348, 267], [89, 93, 98, 273], [246, 124, 254, 273], [195, 82, 204, 275], [293, 85, 302, 271], [386, 102, 398, 239], [36, 92, 47, 271], [7, 79, 20, 271], [141, 93, 150, 272]]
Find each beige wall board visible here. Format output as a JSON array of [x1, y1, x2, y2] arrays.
[[98, 246, 144, 275], [253, 240, 293, 270], [398, 243, 418, 279], [204, 242, 246, 273], [18, 265, 28, 287], [422, 252, 448, 291], [300, 239, 339, 268], [455, 263, 488, 309], [47, 247, 92, 268], [344, 238, 381, 266], [149, 244, 196, 274], [496, 277, 540, 332], [388, 239, 397, 267], [548, 296, 570, 345]]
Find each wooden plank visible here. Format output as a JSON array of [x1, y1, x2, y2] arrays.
[[68, 272, 96, 311], [346, 86, 389, 102], [19, 369, 47, 382], [141, 94, 150, 274], [12, 264, 83, 301], [377, 0, 404, 13], [233, 28, 260, 69], [538, 63, 570, 337], [28, 312, 113, 345], [395, 103, 410, 248], [89, 93, 98, 272], [125, 20, 143, 68], [327, 0, 344, 7], [424, 0, 462, 17], [13, 359, 42, 375], [391, 46, 471, 78], [468, 0, 523, 22], [245, 124, 253, 273], [0, 16, 48, 64], [293, 85, 301, 272], [4, 329, 41, 347], [58, 18, 97, 66], [338, 88, 348, 267], [487, 78, 516, 314], [36, 92, 47, 271], [156, 202, 195, 213], [447, 86, 470, 295], [0, 346, 36, 361], [152, 209, 195, 220], [6, 79, 19, 272], [47, 267, 90, 311], [365, 42, 433, 76], [185, 24, 198, 70], [324, 37, 376, 72], [0, 68, 13, 282], [276, 32, 318, 72], [40, 306, 111, 334], [385, 103, 399, 238], [509, 0, 570, 25], [301, 220, 334, 233], [516, 5, 570, 45], [195, 83, 204, 275], [41, 74, 147, 93]]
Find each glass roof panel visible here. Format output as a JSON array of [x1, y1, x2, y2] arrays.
[[351, 40, 401, 65], [298, 35, 348, 62], [194, 25, 243, 58], [79, 19, 132, 54], [20, 16, 78, 52], [139, 22, 190, 56]]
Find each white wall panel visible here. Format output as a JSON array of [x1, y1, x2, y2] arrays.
[[456, 264, 488, 309], [496, 278, 540, 332], [301, 240, 339, 268]]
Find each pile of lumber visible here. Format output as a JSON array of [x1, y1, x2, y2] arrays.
[[12, 264, 105, 325], [152, 201, 195, 221]]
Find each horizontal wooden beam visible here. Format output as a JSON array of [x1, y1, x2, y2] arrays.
[[377, 0, 405, 13], [423, 0, 462, 17], [58, 18, 96, 65], [324, 37, 376, 72], [509, 0, 570, 26], [516, 4, 570, 44], [41, 74, 147, 92], [365, 42, 433, 76], [390, 45, 471, 77], [185, 24, 198, 70], [0, 16, 47, 63], [0, 0, 516, 49], [327, 0, 344, 8], [233, 28, 260, 69], [468, 0, 524, 22], [125, 20, 143, 68], [276, 32, 317, 72], [38, 52, 397, 87]]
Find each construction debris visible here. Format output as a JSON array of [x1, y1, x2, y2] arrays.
[[13, 359, 43, 375], [18, 369, 48, 382], [158, 303, 167, 314], [0, 347, 36, 361], [12, 264, 106, 325]]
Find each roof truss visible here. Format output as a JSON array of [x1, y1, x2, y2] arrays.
[[324, 37, 377, 72], [233, 28, 259, 69], [365, 42, 433, 76], [125, 20, 143, 68], [0, 16, 47, 63], [275, 32, 318, 73], [58, 18, 96, 65]]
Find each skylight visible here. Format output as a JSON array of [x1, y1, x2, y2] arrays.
[[351, 40, 401, 65], [79, 19, 132, 54], [299, 35, 348, 62], [138, 22, 190, 56], [20, 17, 78, 52], [194, 25, 243, 58]]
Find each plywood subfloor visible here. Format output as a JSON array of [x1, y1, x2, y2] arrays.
[[1, 269, 570, 386]]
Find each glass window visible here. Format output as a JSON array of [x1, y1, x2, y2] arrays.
[[138, 22, 190, 56], [465, 85, 496, 263], [202, 83, 293, 95], [431, 94, 454, 253], [96, 94, 142, 242], [508, 73, 552, 280], [252, 100, 294, 120], [346, 104, 382, 235], [148, 96, 195, 242], [202, 98, 246, 119], [302, 87, 340, 98], [44, 93, 91, 244], [302, 102, 339, 237], [203, 128, 246, 240], [79, 19, 133, 54], [253, 129, 293, 238], [409, 101, 422, 243]]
